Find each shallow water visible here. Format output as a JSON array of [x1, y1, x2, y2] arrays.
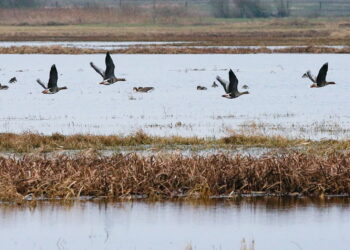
[[1, 198, 350, 250], [0, 146, 274, 159], [0, 53, 350, 139], [0, 41, 190, 50]]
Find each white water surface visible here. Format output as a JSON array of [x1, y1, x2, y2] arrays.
[[0, 53, 349, 139], [0, 199, 349, 250]]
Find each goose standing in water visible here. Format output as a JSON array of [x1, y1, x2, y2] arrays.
[[197, 86, 207, 90], [216, 69, 249, 98], [90, 52, 126, 85], [9, 77, 17, 83], [302, 62, 336, 88], [37, 65, 67, 94], [0, 84, 8, 90], [133, 87, 154, 93]]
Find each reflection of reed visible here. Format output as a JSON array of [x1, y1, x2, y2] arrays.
[[1, 152, 350, 201]]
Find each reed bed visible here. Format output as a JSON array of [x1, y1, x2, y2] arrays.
[[1, 152, 350, 201], [1, 45, 350, 54]]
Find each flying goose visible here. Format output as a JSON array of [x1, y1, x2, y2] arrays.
[[133, 87, 154, 93], [212, 81, 218, 88], [302, 62, 335, 88], [37, 65, 67, 94], [0, 84, 8, 90], [197, 86, 207, 90], [216, 69, 249, 98], [90, 52, 126, 85], [9, 77, 17, 83]]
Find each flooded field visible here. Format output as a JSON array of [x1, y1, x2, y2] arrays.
[[1, 198, 349, 250], [0, 41, 191, 50], [0, 53, 349, 139]]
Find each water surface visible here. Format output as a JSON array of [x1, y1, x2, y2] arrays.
[[1, 198, 349, 250], [0, 54, 349, 139]]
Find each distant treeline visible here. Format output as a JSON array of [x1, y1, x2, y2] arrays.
[[2, 0, 350, 18], [0, 0, 37, 7]]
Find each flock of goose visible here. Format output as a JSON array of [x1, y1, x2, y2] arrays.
[[0, 52, 335, 98]]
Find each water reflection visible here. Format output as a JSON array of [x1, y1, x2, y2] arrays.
[[0, 197, 349, 250]]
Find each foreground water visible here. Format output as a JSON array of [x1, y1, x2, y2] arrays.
[[1, 198, 349, 250], [0, 54, 350, 139]]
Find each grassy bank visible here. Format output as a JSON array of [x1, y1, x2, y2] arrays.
[[0, 17, 350, 46], [1, 152, 350, 201], [0, 132, 349, 154], [1, 45, 350, 54]]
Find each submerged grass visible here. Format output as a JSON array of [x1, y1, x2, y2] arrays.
[[1, 131, 350, 154], [1, 152, 350, 201]]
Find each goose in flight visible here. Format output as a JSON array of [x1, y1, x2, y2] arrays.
[[133, 87, 154, 93], [302, 62, 336, 88], [212, 81, 218, 88], [90, 52, 126, 85], [0, 84, 8, 90], [37, 65, 67, 94], [216, 69, 249, 98]]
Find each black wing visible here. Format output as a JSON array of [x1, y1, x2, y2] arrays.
[[216, 76, 229, 93], [48, 64, 58, 89], [316, 63, 328, 85], [90, 62, 105, 78], [228, 69, 239, 93], [104, 52, 115, 79], [36, 79, 47, 89]]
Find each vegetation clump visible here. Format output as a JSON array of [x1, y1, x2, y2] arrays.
[[0, 152, 350, 201]]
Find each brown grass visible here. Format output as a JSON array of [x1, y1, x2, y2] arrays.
[[0, 17, 349, 46], [0, 132, 349, 155], [1, 45, 350, 54], [1, 152, 350, 201], [0, 131, 207, 153]]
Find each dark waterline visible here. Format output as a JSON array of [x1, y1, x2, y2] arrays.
[[1, 197, 349, 250]]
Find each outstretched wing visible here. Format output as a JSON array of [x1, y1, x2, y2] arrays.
[[36, 79, 47, 89], [104, 52, 115, 79], [48, 64, 58, 89], [302, 71, 316, 83], [228, 69, 239, 93], [216, 76, 229, 93], [316, 63, 328, 85], [90, 62, 105, 78]]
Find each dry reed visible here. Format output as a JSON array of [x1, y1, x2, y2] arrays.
[[1, 152, 350, 201], [1, 132, 350, 153]]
